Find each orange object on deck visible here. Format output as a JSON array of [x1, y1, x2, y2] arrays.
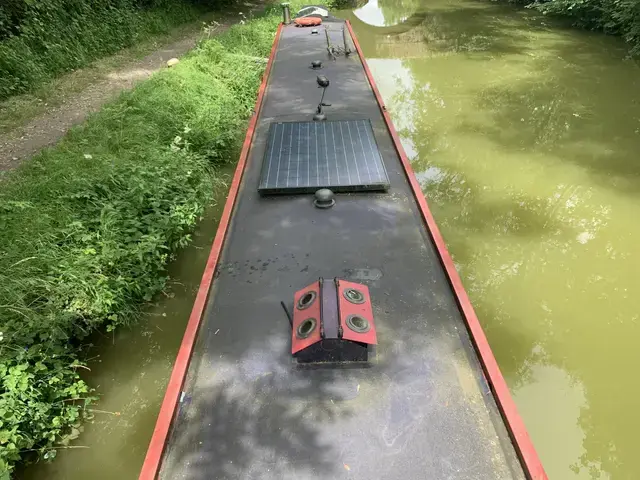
[[294, 17, 322, 27]]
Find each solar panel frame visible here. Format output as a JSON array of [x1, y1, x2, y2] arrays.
[[258, 119, 390, 194]]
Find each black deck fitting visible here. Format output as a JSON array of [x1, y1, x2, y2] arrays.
[[315, 75, 330, 120], [313, 189, 335, 208], [316, 75, 329, 88]]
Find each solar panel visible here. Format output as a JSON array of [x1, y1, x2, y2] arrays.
[[258, 119, 390, 194]]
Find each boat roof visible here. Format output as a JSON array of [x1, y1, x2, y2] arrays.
[[140, 19, 546, 480]]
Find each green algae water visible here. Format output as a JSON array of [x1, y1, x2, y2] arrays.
[[344, 1, 640, 478]]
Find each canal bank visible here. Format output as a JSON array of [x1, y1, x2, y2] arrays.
[[17, 198, 226, 480], [4, 7, 282, 477]]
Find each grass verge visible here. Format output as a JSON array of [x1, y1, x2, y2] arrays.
[[0, 0, 206, 101], [0, 12, 220, 135], [0, 5, 283, 476]]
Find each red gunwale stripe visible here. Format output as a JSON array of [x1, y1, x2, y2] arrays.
[[344, 20, 547, 480], [138, 23, 283, 480]]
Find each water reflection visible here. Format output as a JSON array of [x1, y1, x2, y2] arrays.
[[513, 359, 611, 480], [354, 0, 420, 27], [354, 0, 392, 27], [352, 0, 640, 478]]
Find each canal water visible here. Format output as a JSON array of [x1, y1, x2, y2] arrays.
[[22, 2, 640, 479], [343, 0, 640, 479]]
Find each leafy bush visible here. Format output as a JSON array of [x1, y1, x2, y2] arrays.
[[514, 0, 640, 55], [0, 0, 201, 100], [0, 11, 281, 476]]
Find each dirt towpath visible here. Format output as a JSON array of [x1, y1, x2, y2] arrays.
[[0, 5, 261, 172]]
